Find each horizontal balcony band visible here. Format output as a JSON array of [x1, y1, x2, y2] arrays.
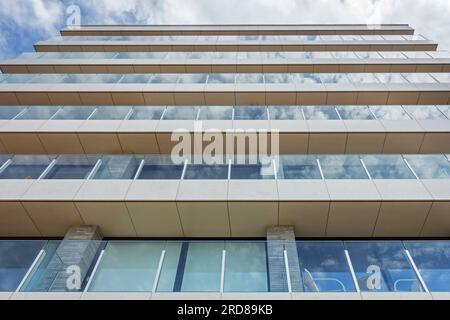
[[33, 42, 438, 53], [1, 84, 450, 106], [0, 120, 449, 154], [3, 58, 450, 74], [0, 178, 449, 237], [60, 24, 415, 36]]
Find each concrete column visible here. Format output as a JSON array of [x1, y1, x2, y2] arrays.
[[33, 226, 103, 292], [266, 226, 302, 292]]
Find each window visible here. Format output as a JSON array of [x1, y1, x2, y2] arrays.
[[224, 242, 269, 292], [137, 156, 184, 180], [163, 106, 199, 120], [119, 74, 152, 83], [269, 106, 303, 120], [276, 155, 322, 179], [438, 106, 450, 119], [52, 106, 95, 120], [43, 155, 98, 180], [207, 73, 236, 84], [403, 155, 450, 179], [129, 106, 165, 120], [336, 105, 375, 120], [0, 240, 46, 291], [319, 73, 350, 84], [235, 74, 264, 84], [369, 106, 411, 120], [16, 106, 59, 120], [347, 73, 380, 84], [402, 52, 431, 59], [379, 52, 407, 59], [183, 164, 229, 180], [374, 73, 408, 84], [92, 156, 142, 180], [197, 106, 233, 120], [233, 106, 267, 120], [149, 74, 179, 83], [345, 241, 423, 292], [0, 155, 53, 179], [303, 106, 340, 120], [230, 158, 274, 179], [355, 52, 382, 59], [402, 73, 437, 84], [291, 73, 322, 84], [319, 155, 368, 179], [264, 73, 291, 83], [89, 106, 131, 120], [0, 106, 25, 120], [429, 73, 450, 83], [177, 74, 208, 84], [402, 105, 447, 120], [361, 155, 415, 179], [296, 241, 355, 293]]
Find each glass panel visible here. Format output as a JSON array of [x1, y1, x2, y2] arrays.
[[402, 73, 437, 84], [119, 74, 152, 83], [0, 155, 53, 179], [382, 35, 407, 41], [0, 106, 25, 120], [269, 106, 303, 120], [88, 241, 165, 292], [319, 155, 368, 179], [89, 106, 131, 120], [405, 241, 450, 292], [430, 73, 450, 83], [52, 106, 95, 120], [0, 240, 46, 291], [44, 155, 97, 180], [379, 52, 407, 59], [207, 73, 236, 84], [129, 106, 165, 120], [116, 52, 167, 59], [177, 74, 208, 84], [235, 74, 264, 84], [230, 157, 274, 179], [402, 105, 447, 120], [427, 51, 450, 59], [291, 73, 322, 84], [336, 105, 375, 120], [62, 74, 123, 83], [361, 35, 384, 41], [180, 242, 222, 292], [345, 241, 423, 292], [16, 106, 60, 120], [402, 52, 431, 59], [264, 73, 291, 83], [361, 155, 415, 179], [355, 52, 382, 59], [93, 156, 141, 179], [234, 106, 267, 120], [184, 164, 229, 180], [163, 106, 198, 120], [149, 74, 179, 83], [331, 52, 358, 59], [0, 74, 34, 83], [303, 106, 339, 120], [438, 105, 450, 119], [138, 156, 184, 180], [347, 73, 379, 84], [198, 106, 233, 120], [276, 155, 321, 179], [374, 73, 408, 84], [369, 106, 411, 120], [319, 74, 350, 84], [224, 242, 269, 292], [296, 241, 355, 293], [403, 155, 450, 179]]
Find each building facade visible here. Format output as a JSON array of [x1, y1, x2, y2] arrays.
[[0, 24, 450, 300]]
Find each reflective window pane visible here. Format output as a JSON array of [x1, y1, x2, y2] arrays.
[[319, 74, 350, 84], [93, 156, 141, 179], [405, 241, 450, 292], [184, 164, 229, 180], [233, 106, 267, 120], [235, 74, 264, 84], [404, 155, 450, 179], [230, 158, 274, 179], [291, 73, 322, 84], [374, 73, 408, 84], [362, 155, 415, 179], [207, 74, 235, 84], [119, 74, 152, 83], [296, 241, 355, 293], [0, 155, 53, 179], [438, 105, 450, 119], [52, 106, 95, 120], [369, 106, 411, 120], [0, 240, 46, 291], [0, 106, 25, 120], [198, 106, 232, 120], [402, 105, 447, 120], [347, 73, 379, 84], [149, 74, 179, 83], [16, 106, 59, 120], [402, 73, 437, 84], [163, 107, 198, 120], [264, 73, 291, 83], [44, 155, 97, 179], [277, 155, 321, 179], [303, 106, 339, 120], [319, 156, 368, 179], [138, 156, 183, 180], [336, 105, 375, 120], [345, 241, 423, 292], [269, 106, 303, 120], [90, 106, 131, 120], [224, 242, 269, 292], [177, 74, 208, 84], [129, 106, 165, 120]]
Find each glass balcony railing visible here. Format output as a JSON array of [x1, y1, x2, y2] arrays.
[[2, 239, 449, 293], [0, 105, 449, 122], [13, 50, 449, 60], [0, 154, 450, 181], [0, 72, 448, 85], [43, 34, 429, 43]]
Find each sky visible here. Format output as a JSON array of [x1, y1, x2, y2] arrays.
[[1, 0, 450, 60]]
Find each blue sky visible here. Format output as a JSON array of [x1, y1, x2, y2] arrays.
[[1, 0, 450, 60]]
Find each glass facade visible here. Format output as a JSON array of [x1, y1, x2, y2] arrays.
[[1, 240, 449, 293]]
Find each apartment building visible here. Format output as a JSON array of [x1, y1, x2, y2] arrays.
[[0, 24, 450, 300]]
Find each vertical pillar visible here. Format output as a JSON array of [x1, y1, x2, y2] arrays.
[[266, 226, 302, 292]]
